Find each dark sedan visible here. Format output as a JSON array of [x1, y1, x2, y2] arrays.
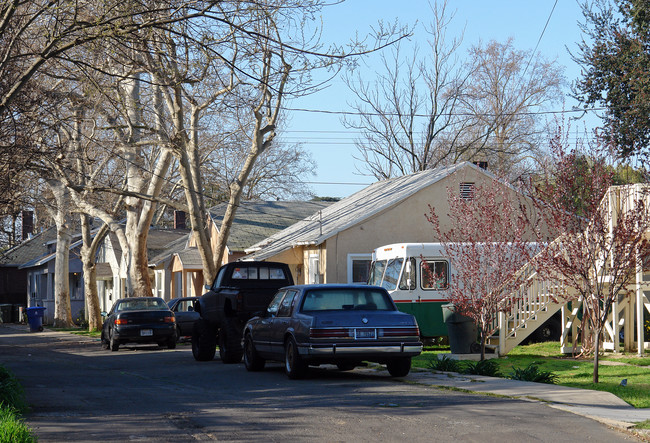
[[167, 297, 200, 340], [101, 297, 177, 351], [243, 284, 422, 379]]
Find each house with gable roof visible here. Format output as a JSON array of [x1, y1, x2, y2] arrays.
[[244, 162, 544, 285], [0, 225, 56, 320], [151, 201, 332, 300]]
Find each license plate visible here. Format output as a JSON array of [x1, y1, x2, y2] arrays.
[[140, 329, 153, 337], [355, 328, 376, 339]]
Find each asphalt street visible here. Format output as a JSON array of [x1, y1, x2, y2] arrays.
[[0, 324, 643, 442]]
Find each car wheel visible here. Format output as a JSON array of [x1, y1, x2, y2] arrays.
[[219, 318, 243, 364], [386, 357, 411, 377], [243, 333, 265, 371], [336, 362, 358, 371], [284, 337, 306, 379], [109, 331, 119, 352], [191, 319, 216, 361], [101, 331, 109, 350]]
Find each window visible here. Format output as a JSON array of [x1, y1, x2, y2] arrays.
[[399, 258, 417, 290], [381, 258, 403, 291], [460, 182, 475, 199], [277, 290, 298, 317], [421, 260, 449, 290], [267, 290, 286, 316], [347, 254, 372, 284], [301, 288, 394, 311], [308, 255, 320, 284], [368, 260, 386, 286], [230, 266, 286, 280]]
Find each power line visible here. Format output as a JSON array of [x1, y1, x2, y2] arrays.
[[522, 0, 558, 77]]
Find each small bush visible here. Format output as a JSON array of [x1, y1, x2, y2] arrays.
[[462, 359, 502, 377], [427, 355, 461, 372], [0, 367, 27, 413], [0, 406, 36, 443], [508, 363, 558, 384]]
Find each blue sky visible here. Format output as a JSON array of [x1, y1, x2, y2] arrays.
[[282, 1, 595, 198]]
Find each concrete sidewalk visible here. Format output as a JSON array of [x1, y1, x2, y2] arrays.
[[357, 366, 650, 435]]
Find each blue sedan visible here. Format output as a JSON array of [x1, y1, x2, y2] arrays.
[[243, 284, 422, 379]]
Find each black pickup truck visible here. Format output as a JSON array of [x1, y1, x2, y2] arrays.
[[192, 261, 294, 363]]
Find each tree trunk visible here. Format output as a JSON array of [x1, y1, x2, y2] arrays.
[[50, 180, 75, 328], [593, 329, 601, 383], [80, 216, 108, 331]]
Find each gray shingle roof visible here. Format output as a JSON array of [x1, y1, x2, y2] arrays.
[[208, 201, 333, 252], [245, 163, 472, 260], [0, 227, 57, 267]]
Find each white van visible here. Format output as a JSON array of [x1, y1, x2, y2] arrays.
[[369, 243, 560, 341]]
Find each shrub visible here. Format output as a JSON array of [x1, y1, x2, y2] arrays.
[[462, 359, 502, 377], [0, 367, 27, 413], [427, 355, 461, 372], [508, 363, 558, 384], [0, 407, 36, 443]]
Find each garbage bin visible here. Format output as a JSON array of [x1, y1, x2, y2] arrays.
[[26, 306, 46, 332], [441, 304, 478, 354], [12, 304, 26, 323], [0, 304, 12, 323]]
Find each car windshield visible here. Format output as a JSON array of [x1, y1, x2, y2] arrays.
[[301, 288, 394, 311], [116, 298, 167, 312]]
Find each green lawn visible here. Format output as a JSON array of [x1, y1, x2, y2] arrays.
[[413, 342, 650, 408]]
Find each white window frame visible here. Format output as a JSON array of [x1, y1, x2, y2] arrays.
[[308, 254, 320, 284], [347, 253, 372, 284]]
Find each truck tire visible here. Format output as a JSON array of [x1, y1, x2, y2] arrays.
[[219, 318, 243, 364], [192, 319, 216, 361]]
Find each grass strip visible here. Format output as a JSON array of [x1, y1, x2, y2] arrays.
[[413, 341, 650, 408]]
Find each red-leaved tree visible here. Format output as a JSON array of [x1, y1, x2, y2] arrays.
[[526, 130, 650, 382], [427, 171, 536, 360]]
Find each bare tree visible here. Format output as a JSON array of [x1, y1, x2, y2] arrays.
[[344, 2, 564, 180], [343, 1, 475, 179], [459, 38, 564, 176]]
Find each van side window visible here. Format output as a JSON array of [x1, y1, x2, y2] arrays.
[[421, 260, 449, 290]]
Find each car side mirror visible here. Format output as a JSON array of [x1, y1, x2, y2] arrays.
[[101, 311, 107, 318]]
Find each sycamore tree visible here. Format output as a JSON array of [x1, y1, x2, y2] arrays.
[[426, 171, 535, 360], [526, 129, 650, 382]]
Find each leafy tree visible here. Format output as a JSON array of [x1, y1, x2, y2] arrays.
[[574, 0, 650, 159]]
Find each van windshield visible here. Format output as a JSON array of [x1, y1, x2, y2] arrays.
[[368, 258, 403, 291], [368, 260, 386, 286]]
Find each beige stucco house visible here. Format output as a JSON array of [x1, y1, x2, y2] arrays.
[[245, 162, 542, 285]]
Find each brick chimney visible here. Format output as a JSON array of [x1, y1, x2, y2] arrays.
[[22, 210, 33, 240], [174, 210, 186, 229]]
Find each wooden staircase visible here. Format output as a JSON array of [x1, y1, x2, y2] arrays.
[[489, 184, 650, 357]]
